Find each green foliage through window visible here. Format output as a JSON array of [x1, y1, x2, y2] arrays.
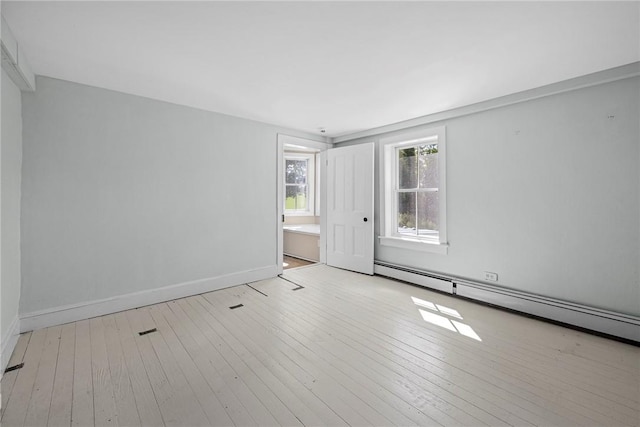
[[397, 143, 439, 236], [285, 157, 310, 211]]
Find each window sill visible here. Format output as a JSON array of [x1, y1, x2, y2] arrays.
[[379, 236, 448, 254], [285, 211, 315, 217]]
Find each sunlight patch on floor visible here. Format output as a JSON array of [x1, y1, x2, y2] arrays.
[[452, 320, 482, 341], [419, 309, 457, 332], [413, 296, 482, 341], [411, 296, 463, 319]]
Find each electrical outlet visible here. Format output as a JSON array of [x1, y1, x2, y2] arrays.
[[484, 271, 498, 282]]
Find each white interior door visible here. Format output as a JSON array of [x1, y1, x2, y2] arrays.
[[326, 143, 374, 275]]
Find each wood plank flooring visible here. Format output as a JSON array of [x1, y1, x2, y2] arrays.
[[283, 256, 315, 270], [1, 264, 638, 426]]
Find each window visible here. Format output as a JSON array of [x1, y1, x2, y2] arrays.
[[284, 153, 315, 215], [381, 126, 447, 254]]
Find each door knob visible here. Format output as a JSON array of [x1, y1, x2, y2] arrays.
[[364, 217, 368, 222]]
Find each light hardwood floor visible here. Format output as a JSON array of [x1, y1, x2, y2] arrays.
[[283, 256, 315, 270], [1, 265, 638, 426]]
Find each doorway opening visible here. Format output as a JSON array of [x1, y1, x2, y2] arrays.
[[277, 135, 329, 274]]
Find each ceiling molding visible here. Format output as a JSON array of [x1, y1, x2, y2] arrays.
[[333, 62, 640, 144]]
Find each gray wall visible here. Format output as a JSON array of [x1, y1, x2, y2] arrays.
[[339, 76, 640, 316], [21, 76, 321, 314], [1, 68, 23, 339]]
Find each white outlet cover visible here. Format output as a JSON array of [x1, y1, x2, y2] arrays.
[[484, 272, 499, 282]]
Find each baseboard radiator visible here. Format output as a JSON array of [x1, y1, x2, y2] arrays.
[[374, 261, 640, 343]]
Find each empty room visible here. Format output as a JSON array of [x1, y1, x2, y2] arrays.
[[1, 1, 639, 426]]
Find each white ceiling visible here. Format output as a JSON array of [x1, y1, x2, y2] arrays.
[[3, 1, 639, 138]]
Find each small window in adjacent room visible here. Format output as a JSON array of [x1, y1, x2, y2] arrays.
[[380, 126, 448, 254], [284, 153, 315, 215]]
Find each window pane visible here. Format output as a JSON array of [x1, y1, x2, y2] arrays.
[[285, 185, 297, 209], [285, 185, 307, 210], [295, 185, 307, 209], [398, 147, 417, 189], [397, 192, 416, 235], [419, 144, 439, 189], [417, 191, 439, 236], [286, 160, 307, 184]]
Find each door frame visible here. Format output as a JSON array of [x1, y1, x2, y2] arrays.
[[277, 134, 331, 274]]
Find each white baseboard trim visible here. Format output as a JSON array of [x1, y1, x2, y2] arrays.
[[455, 280, 640, 343], [1, 315, 20, 372], [374, 261, 640, 343], [20, 265, 278, 333]]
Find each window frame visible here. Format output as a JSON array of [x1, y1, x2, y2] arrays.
[[284, 152, 315, 216], [379, 125, 448, 254]]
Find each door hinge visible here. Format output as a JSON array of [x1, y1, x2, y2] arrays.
[[282, 214, 285, 222]]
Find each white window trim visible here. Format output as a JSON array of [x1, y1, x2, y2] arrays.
[[379, 125, 448, 254], [284, 153, 315, 216]]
